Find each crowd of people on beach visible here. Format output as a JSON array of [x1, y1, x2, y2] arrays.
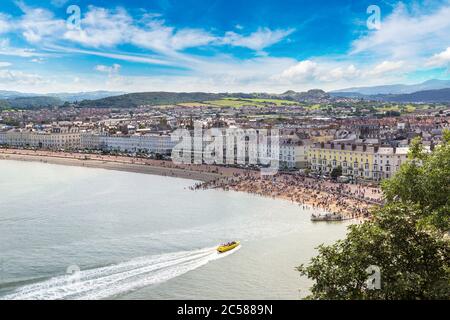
[[192, 173, 383, 219]]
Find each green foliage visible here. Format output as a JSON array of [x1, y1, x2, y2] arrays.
[[330, 166, 343, 180], [0, 99, 11, 109], [0, 96, 63, 109], [298, 131, 450, 299], [78, 92, 229, 108], [383, 133, 450, 231], [299, 203, 449, 299]]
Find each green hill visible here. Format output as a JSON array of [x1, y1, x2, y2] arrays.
[[5, 96, 63, 109], [78, 92, 228, 108]]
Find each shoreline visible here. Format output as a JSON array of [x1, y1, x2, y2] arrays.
[[0, 150, 221, 182], [0, 148, 383, 219]]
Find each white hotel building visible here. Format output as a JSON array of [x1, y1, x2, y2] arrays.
[[80, 133, 176, 155], [0, 127, 81, 150]]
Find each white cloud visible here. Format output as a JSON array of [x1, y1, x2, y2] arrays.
[[279, 61, 361, 83], [12, 4, 291, 57], [95, 63, 121, 75], [0, 13, 11, 34], [367, 60, 405, 76], [31, 57, 45, 63], [352, 3, 450, 61], [426, 47, 450, 67], [279, 60, 318, 80], [0, 62, 11, 68], [318, 64, 360, 82], [221, 27, 295, 51], [0, 39, 44, 58], [64, 6, 131, 48], [0, 69, 44, 86], [16, 1, 65, 44], [129, 20, 217, 54], [276, 58, 413, 90]]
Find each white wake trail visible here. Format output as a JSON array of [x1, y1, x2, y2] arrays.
[[2, 245, 240, 300]]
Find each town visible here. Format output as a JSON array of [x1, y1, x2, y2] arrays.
[[1, 96, 448, 183]]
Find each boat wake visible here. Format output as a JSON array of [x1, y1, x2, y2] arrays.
[[1, 246, 240, 300]]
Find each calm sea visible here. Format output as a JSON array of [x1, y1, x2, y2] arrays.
[[0, 160, 349, 300]]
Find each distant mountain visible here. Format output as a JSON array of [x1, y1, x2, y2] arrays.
[[7, 96, 64, 108], [332, 79, 450, 95], [77, 89, 334, 108], [0, 90, 125, 107], [374, 88, 450, 103], [78, 92, 229, 108], [49, 91, 125, 103], [0, 90, 40, 99], [280, 89, 330, 102]]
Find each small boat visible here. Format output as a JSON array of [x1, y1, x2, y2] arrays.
[[311, 213, 343, 222], [217, 241, 240, 253]]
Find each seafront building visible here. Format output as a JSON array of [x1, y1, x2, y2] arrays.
[[309, 142, 409, 181], [0, 128, 176, 155], [0, 127, 81, 150], [279, 138, 311, 169], [80, 133, 176, 155]]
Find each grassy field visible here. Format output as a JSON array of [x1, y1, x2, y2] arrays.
[[176, 102, 215, 107], [304, 104, 322, 110], [377, 104, 417, 113], [230, 98, 299, 106], [177, 98, 300, 108]]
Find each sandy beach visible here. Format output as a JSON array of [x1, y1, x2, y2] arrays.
[[0, 149, 222, 182], [0, 148, 383, 219]]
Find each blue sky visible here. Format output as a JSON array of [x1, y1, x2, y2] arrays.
[[0, 0, 449, 93]]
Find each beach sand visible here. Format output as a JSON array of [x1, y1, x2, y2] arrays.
[[0, 148, 382, 219], [0, 149, 221, 182]]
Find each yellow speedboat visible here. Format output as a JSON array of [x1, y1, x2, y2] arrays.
[[217, 241, 240, 253]]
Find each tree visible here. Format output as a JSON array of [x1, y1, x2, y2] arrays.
[[330, 166, 343, 180], [298, 130, 450, 300]]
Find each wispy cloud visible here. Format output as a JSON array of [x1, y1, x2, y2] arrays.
[[426, 47, 450, 67], [221, 27, 295, 52], [95, 63, 121, 75], [368, 60, 406, 76], [9, 4, 293, 57], [352, 3, 450, 61], [0, 39, 46, 58], [0, 13, 11, 34]]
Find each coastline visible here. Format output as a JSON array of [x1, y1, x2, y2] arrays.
[[0, 148, 382, 219], [0, 150, 221, 182]]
